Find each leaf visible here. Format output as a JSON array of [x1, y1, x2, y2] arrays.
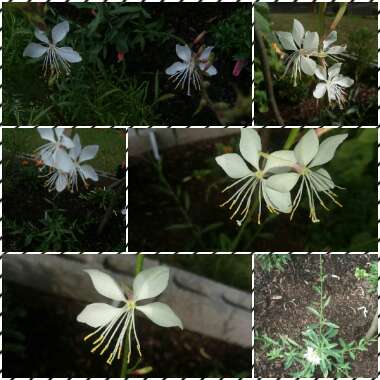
[[324, 321, 339, 329], [201, 222, 224, 235], [306, 306, 320, 318], [165, 224, 193, 231]]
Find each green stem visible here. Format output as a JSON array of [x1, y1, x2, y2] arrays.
[[319, 255, 324, 339], [330, 4, 348, 31], [318, 3, 327, 39], [283, 129, 300, 150], [120, 254, 145, 377]]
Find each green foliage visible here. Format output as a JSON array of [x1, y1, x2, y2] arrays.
[[79, 188, 114, 211], [256, 254, 291, 272], [6, 209, 83, 251], [355, 262, 377, 293], [211, 7, 251, 61], [72, 4, 176, 64], [257, 256, 375, 377]]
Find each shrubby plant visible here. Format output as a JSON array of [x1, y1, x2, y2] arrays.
[[355, 261, 377, 293], [257, 255, 375, 377], [256, 254, 291, 273]]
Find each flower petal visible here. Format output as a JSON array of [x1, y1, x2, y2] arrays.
[[133, 266, 170, 302], [23, 43, 48, 58], [323, 31, 337, 51], [199, 64, 217, 76], [34, 29, 49, 44], [328, 63, 342, 79], [199, 46, 214, 61], [327, 45, 346, 55], [79, 164, 98, 181], [38, 128, 56, 143], [77, 303, 124, 328], [84, 269, 126, 302], [264, 150, 297, 173], [52, 21, 69, 45], [312, 168, 335, 191], [303, 31, 319, 51], [176, 44, 192, 62], [334, 75, 354, 88], [136, 302, 183, 329], [55, 172, 68, 192], [70, 134, 82, 160], [79, 145, 99, 162], [294, 130, 319, 166], [266, 172, 300, 193], [165, 61, 188, 75], [215, 153, 254, 179], [314, 65, 327, 81], [313, 83, 327, 99], [309, 133, 348, 168], [276, 31, 297, 51], [300, 56, 316, 76], [239, 129, 262, 170], [262, 185, 292, 213], [54, 149, 74, 172], [57, 47, 82, 63], [292, 19, 305, 48]]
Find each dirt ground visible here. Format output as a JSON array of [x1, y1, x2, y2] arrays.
[[3, 282, 250, 377], [254, 254, 378, 377]]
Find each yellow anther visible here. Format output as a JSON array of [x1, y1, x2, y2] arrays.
[[93, 336, 104, 345], [127, 350, 131, 363], [100, 344, 109, 355], [117, 345, 122, 360], [107, 352, 115, 365], [91, 342, 103, 353], [137, 344, 142, 357], [84, 331, 98, 341]]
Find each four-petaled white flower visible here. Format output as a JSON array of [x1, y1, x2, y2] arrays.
[[77, 266, 183, 365], [276, 19, 319, 85], [313, 63, 354, 109], [68, 134, 99, 191], [165, 44, 217, 96], [36, 128, 99, 192], [215, 129, 299, 225], [289, 129, 348, 223], [23, 21, 82, 76], [304, 346, 321, 365]]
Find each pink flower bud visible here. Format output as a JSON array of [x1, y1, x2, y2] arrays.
[[117, 52, 125, 62], [232, 59, 247, 77]]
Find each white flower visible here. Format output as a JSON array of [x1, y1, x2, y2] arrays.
[[276, 19, 319, 85], [165, 44, 217, 96], [313, 63, 354, 109], [290, 130, 348, 222], [215, 129, 299, 225], [322, 31, 347, 60], [23, 21, 82, 76], [77, 266, 183, 365], [68, 134, 99, 191], [304, 346, 320, 365], [36, 128, 74, 169]]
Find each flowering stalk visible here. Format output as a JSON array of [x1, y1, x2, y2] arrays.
[[120, 254, 145, 377]]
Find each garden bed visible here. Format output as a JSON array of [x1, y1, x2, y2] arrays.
[[3, 156, 125, 252], [4, 3, 251, 125], [254, 254, 377, 377]]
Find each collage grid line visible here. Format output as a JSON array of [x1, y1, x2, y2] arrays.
[[0, 0, 379, 379]]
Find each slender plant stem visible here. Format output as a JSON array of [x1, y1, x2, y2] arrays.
[[156, 160, 206, 249], [330, 4, 348, 31], [319, 255, 324, 339], [283, 129, 300, 150], [120, 254, 145, 377], [255, 23, 284, 125]]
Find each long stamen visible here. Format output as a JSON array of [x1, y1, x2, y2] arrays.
[[220, 177, 255, 209], [290, 176, 304, 220], [132, 310, 142, 357]]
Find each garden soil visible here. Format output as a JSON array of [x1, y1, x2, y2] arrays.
[[254, 254, 377, 377]]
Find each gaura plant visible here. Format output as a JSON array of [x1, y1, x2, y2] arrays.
[[257, 255, 374, 377], [23, 21, 82, 77], [276, 19, 353, 109], [77, 266, 183, 365], [36, 128, 99, 192], [165, 44, 217, 96], [216, 129, 347, 225]]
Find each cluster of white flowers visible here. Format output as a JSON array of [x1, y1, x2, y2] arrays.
[[165, 44, 217, 96], [276, 19, 354, 108], [216, 129, 347, 224], [77, 266, 183, 365], [23, 21, 82, 76], [36, 128, 99, 192]]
